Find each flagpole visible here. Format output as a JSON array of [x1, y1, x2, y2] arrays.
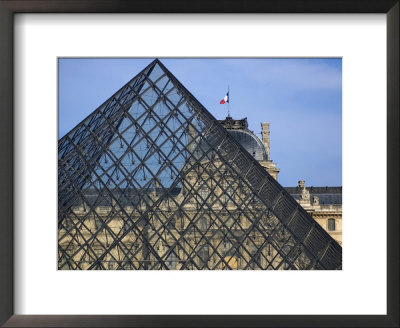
[[228, 85, 230, 117]]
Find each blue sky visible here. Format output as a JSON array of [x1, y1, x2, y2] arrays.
[[58, 58, 342, 187]]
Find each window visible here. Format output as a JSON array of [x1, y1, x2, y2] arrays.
[[198, 216, 208, 231], [179, 211, 185, 230], [198, 245, 209, 268], [222, 181, 235, 205], [249, 244, 261, 269], [222, 240, 233, 257], [166, 251, 178, 269], [328, 218, 336, 231], [282, 245, 291, 270], [199, 184, 209, 200], [94, 217, 103, 230]]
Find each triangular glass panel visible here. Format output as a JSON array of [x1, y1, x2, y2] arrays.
[[58, 59, 342, 270]]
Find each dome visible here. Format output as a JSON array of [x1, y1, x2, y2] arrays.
[[191, 117, 268, 162], [227, 129, 268, 161]]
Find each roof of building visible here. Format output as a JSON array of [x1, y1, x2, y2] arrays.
[[284, 186, 342, 205], [218, 116, 268, 161]]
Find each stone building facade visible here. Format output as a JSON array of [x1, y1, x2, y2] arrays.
[[219, 116, 342, 245]]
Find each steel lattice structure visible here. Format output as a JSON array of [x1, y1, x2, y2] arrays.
[[58, 59, 342, 270]]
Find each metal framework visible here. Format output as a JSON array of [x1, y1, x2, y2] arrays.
[[58, 59, 342, 270]]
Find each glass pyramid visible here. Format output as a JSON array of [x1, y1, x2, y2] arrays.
[[58, 59, 342, 270]]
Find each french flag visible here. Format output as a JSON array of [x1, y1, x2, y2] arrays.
[[220, 92, 229, 104]]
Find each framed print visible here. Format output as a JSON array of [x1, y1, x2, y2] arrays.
[[0, 1, 398, 327]]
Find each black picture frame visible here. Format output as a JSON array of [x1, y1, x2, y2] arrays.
[[0, 1, 398, 327]]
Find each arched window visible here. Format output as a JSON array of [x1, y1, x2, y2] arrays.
[[179, 210, 185, 230], [328, 218, 336, 231], [198, 216, 208, 231]]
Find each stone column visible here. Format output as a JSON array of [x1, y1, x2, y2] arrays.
[[261, 122, 270, 159]]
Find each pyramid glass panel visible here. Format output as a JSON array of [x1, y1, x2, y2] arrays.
[[58, 59, 342, 270]]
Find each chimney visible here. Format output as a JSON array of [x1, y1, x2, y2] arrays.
[[261, 122, 270, 159]]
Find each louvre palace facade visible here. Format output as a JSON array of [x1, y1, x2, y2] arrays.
[[58, 59, 342, 270], [218, 116, 342, 246]]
